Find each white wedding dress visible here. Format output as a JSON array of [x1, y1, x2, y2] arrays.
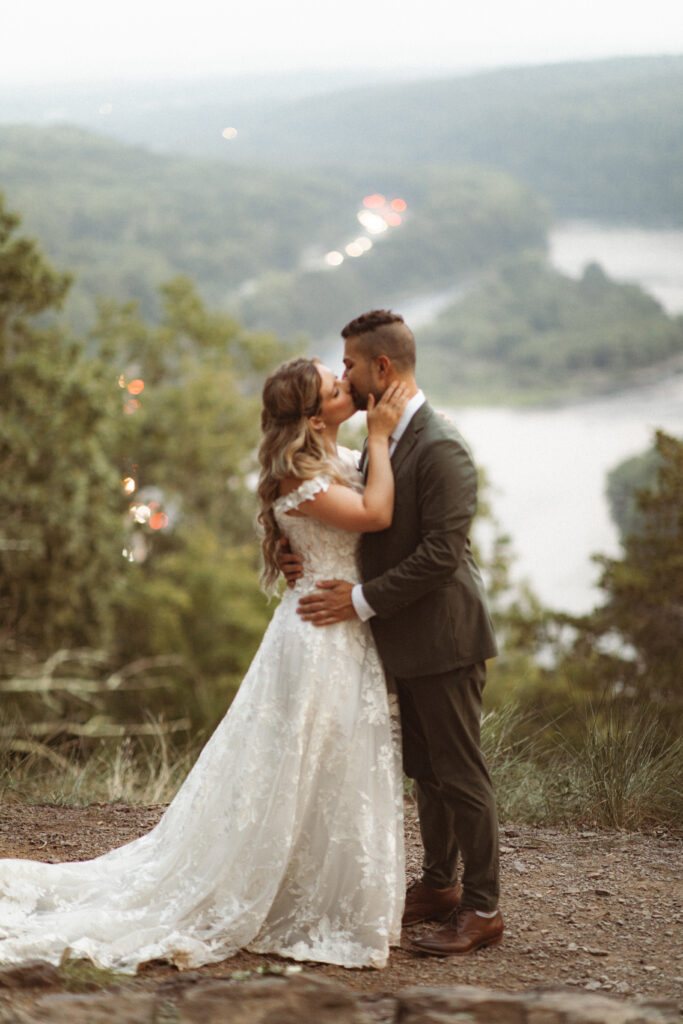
[[0, 449, 404, 973]]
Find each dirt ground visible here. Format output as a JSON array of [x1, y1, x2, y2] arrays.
[[0, 800, 680, 1006]]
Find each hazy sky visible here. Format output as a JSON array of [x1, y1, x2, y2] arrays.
[[4, 0, 682, 85]]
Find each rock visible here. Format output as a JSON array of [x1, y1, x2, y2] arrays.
[[6, 974, 681, 1024], [0, 960, 61, 989], [398, 985, 527, 1024], [178, 975, 369, 1024], [29, 989, 156, 1024]]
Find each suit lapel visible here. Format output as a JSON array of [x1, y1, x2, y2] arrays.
[[391, 402, 429, 477]]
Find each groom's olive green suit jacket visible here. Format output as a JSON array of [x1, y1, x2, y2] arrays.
[[359, 402, 498, 679]]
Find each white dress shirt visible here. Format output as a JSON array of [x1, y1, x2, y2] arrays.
[[351, 390, 426, 622]]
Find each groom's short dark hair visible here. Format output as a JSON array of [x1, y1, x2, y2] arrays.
[[341, 310, 416, 372]]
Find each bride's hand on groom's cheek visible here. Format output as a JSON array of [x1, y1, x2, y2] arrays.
[[297, 580, 356, 626]]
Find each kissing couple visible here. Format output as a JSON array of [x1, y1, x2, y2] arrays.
[[0, 310, 502, 972]]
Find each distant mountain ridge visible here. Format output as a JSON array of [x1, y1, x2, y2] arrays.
[[2, 55, 681, 223]]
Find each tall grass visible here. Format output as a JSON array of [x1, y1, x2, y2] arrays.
[[0, 720, 197, 806], [1, 704, 680, 831], [556, 707, 683, 829], [483, 703, 681, 830]]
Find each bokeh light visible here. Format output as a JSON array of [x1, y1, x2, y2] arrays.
[[363, 194, 386, 209], [127, 378, 145, 395], [122, 477, 136, 494], [357, 210, 388, 234], [391, 198, 407, 212], [131, 503, 151, 524], [149, 512, 169, 530], [385, 212, 402, 226], [221, 127, 238, 140], [325, 250, 344, 266]]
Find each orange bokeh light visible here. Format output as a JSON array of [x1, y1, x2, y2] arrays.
[[391, 198, 407, 212], [128, 379, 145, 395], [149, 512, 169, 531], [124, 398, 140, 415], [363, 194, 386, 209], [385, 212, 402, 226]]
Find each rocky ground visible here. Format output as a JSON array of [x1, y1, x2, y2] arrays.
[[0, 801, 680, 1022]]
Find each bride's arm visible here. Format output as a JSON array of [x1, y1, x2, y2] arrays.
[[297, 382, 408, 533]]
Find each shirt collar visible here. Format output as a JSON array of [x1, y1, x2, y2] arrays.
[[391, 389, 426, 446]]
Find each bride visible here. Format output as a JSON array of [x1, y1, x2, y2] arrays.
[[0, 357, 408, 973]]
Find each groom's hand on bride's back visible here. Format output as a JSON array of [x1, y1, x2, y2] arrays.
[[277, 536, 304, 587], [297, 580, 356, 626]]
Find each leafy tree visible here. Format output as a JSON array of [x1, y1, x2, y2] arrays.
[[606, 445, 663, 541], [90, 277, 291, 725], [0, 196, 127, 659], [1, 197, 292, 736], [520, 431, 683, 738], [589, 431, 682, 705]]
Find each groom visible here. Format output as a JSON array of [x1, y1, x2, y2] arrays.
[[293, 310, 502, 954]]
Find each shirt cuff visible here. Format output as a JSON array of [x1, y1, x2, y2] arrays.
[[351, 584, 376, 621]]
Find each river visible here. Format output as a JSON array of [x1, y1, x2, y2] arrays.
[[452, 375, 683, 614], [427, 222, 683, 613]]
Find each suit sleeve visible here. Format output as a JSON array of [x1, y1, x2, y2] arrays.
[[361, 437, 478, 618]]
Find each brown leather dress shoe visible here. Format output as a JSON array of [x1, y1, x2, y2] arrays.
[[402, 880, 463, 926], [408, 908, 504, 955]]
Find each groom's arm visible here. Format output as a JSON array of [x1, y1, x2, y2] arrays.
[[299, 436, 477, 626], [361, 436, 477, 617]]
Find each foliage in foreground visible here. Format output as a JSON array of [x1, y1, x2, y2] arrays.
[[0, 195, 288, 727], [483, 704, 682, 831]]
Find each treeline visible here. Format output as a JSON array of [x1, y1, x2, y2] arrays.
[[418, 254, 683, 402]]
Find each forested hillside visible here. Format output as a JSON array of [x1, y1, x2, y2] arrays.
[[0, 126, 548, 336], [419, 255, 683, 402], [3, 56, 681, 224], [0, 125, 358, 329]]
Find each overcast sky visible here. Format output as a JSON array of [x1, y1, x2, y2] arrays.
[[3, 0, 682, 85]]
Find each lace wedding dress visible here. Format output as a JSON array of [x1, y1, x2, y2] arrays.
[[0, 449, 404, 973]]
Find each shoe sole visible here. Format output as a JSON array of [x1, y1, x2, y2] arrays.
[[408, 933, 503, 956]]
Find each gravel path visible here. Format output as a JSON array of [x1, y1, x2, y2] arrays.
[[0, 801, 680, 1005]]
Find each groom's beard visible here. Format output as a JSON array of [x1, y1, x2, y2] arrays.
[[351, 387, 383, 411], [351, 388, 367, 411]]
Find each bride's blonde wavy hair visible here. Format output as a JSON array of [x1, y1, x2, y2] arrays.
[[257, 357, 347, 593]]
